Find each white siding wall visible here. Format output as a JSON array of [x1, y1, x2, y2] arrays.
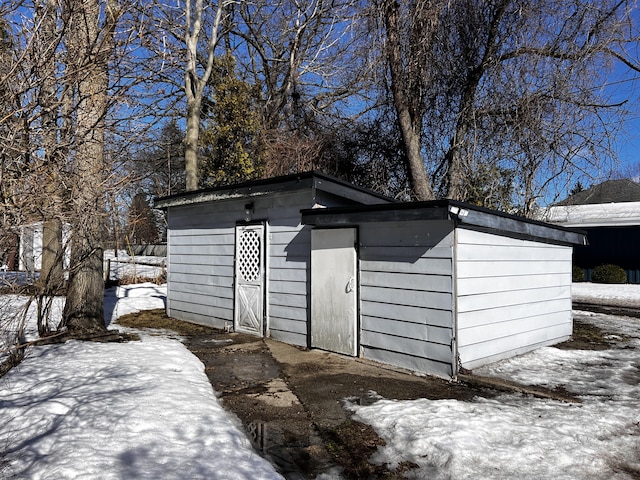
[[456, 228, 573, 369], [166, 202, 238, 328], [19, 223, 41, 271], [266, 201, 311, 347], [166, 191, 313, 346], [359, 220, 456, 378], [266, 190, 381, 346]]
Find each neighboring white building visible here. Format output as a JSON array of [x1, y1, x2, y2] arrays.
[[543, 179, 640, 283], [19, 222, 71, 272]]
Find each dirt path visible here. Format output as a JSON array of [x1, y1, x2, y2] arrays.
[[185, 332, 499, 479], [117, 310, 595, 479]]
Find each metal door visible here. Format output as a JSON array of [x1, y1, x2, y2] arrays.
[[311, 228, 358, 356], [234, 224, 265, 336]]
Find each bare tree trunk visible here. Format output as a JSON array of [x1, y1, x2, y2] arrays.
[[61, 0, 119, 334], [383, 0, 434, 200], [36, 0, 65, 298], [184, 0, 226, 191], [40, 219, 63, 290], [185, 96, 201, 191], [442, 1, 507, 201]]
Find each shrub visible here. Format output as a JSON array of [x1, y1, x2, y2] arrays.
[[572, 265, 585, 282], [591, 264, 627, 284]]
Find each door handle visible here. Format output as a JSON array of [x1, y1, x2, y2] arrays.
[[346, 276, 355, 293]]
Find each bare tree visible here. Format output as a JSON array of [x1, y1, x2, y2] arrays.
[[0, 13, 22, 273], [378, 0, 640, 211], [381, 0, 438, 199], [35, 0, 65, 306], [132, 119, 186, 198], [232, 0, 367, 132], [184, 0, 227, 191], [60, 0, 120, 334], [129, 0, 372, 189]]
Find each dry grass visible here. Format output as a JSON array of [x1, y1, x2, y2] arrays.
[[556, 319, 630, 350], [115, 309, 220, 336]]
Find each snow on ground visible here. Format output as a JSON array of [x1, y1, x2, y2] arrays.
[[347, 284, 640, 480], [0, 284, 282, 480], [1, 282, 640, 479], [573, 282, 640, 308]]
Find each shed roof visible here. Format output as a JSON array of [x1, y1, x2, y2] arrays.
[[556, 179, 640, 205], [302, 200, 587, 246], [154, 171, 393, 209]]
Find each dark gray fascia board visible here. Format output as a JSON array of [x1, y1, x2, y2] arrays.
[[153, 171, 393, 209], [301, 201, 450, 225], [302, 199, 587, 246], [451, 204, 587, 246]]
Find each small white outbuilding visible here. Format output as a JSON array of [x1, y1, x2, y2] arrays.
[[19, 221, 71, 272], [156, 172, 587, 378]]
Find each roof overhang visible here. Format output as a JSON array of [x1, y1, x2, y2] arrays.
[[153, 171, 393, 209], [302, 200, 587, 246]]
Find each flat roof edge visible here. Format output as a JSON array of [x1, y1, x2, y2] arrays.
[[154, 171, 393, 209], [302, 200, 587, 246]]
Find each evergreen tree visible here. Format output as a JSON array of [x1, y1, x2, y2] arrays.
[[570, 181, 585, 196], [199, 53, 264, 186], [134, 119, 186, 197], [128, 193, 159, 245]]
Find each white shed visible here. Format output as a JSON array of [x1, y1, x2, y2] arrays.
[[19, 221, 71, 272], [154, 172, 391, 346], [156, 173, 586, 378], [302, 201, 586, 377]]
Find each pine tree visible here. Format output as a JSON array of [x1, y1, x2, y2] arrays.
[[128, 193, 159, 245], [199, 53, 264, 186]]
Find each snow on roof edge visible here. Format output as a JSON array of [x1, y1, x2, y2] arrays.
[[542, 202, 640, 227]]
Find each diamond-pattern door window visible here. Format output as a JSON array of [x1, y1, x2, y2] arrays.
[[238, 230, 261, 282]]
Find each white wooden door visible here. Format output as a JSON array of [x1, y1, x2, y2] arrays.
[[234, 224, 265, 336], [311, 228, 358, 356]]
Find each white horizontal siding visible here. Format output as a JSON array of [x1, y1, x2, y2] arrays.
[[360, 302, 453, 328], [361, 270, 451, 293], [362, 256, 452, 276], [170, 271, 233, 288], [459, 321, 572, 370], [169, 264, 234, 277], [169, 244, 234, 256], [269, 304, 307, 322], [361, 330, 452, 362], [166, 204, 237, 328], [457, 260, 570, 277], [457, 285, 571, 312], [363, 316, 452, 344], [458, 298, 568, 329], [457, 272, 571, 296], [171, 289, 233, 309], [166, 192, 315, 342], [166, 307, 233, 329], [458, 310, 570, 345], [167, 232, 235, 245], [361, 286, 452, 310], [266, 205, 311, 346], [456, 228, 574, 370], [362, 347, 453, 378], [358, 220, 455, 378]]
